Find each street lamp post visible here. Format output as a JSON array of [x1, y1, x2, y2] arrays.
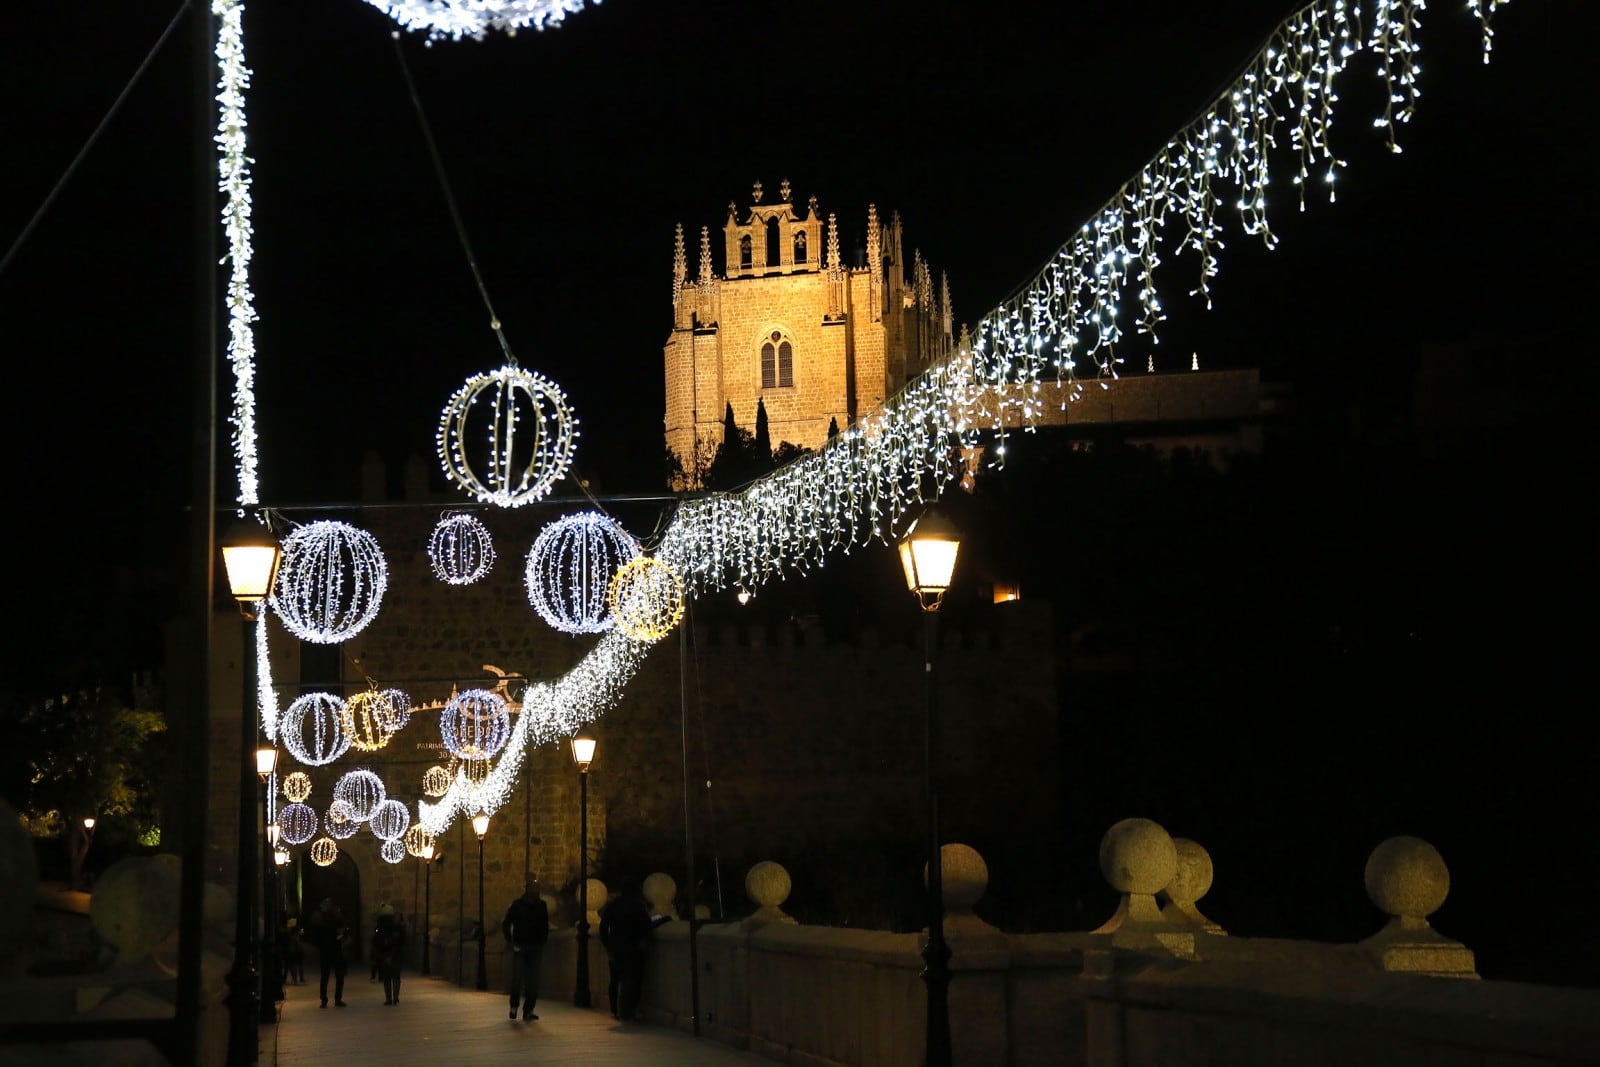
[[256, 748, 281, 1024], [570, 731, 596, 1008], [221, 522, 281, 1067], [472, 811, 490, 991], [898, 506, 961, 1067], [421, 842, 436, 976]]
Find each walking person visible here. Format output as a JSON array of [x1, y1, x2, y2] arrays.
[[308, 896, 352, 1008], [598, 877, 656, 1022], [372, 904, 406, 1005], [501, 874, 550, 1022]]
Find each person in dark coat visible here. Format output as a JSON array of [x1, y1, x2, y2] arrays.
[[501, 874, 550, 1021], [598, 878, 658, 1021], [307, 896, 351, 1008], [371, 905, 406, 1005]]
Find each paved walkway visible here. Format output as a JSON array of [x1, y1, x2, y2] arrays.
[[265, 974, 779, 1066]]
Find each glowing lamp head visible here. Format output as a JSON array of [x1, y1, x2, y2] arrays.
[[255, 746, 278, 781], [274, 848, 291, 867], [83, 816, 96, 831], [571, 731, 597, 773], [421, 842, 435, 862], [220, 520, 283, 614], [897, 506, 961, 612], [471, 811, 491, 840]]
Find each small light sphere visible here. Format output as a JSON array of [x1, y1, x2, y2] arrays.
[[422, 765, 452, 797], [359, 0, 597, 41], [278, 802, 318, 846], [372, 688, 413, 733], [333, 769, 386, 821], [436, 363, 579, 509], [608, 556, 685, 642], [429, 513, 496, 585], [439, 688, 511, 760], [270, 520, 388, 644], [281, 693, 352, 767], [403, 824, 436, 858], [525, 511, 640, 633], [310, 837, 339, 867], [369, 798, 410, 842], [343, 690, 397, 752], [379, 839, 406, 864], [281, 771, 313, 804], [324, 800, 361, 840]]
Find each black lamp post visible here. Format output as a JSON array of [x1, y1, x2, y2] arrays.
[[571, 731, 596, 1008], [256, 749, 281, 1024], [221, 522, 281, 1067], [472, 811, 490, 991], [898, 506, 961, 1067], [421, 841, 436, 976]]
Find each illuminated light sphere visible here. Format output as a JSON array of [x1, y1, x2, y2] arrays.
[[429, 513, 496, 585], [310, 837, 339, 867], [380, 838, 406, 865], [436, 363, 579, 509], [463, 756, 490, 788], [332, 769, 386, 821], [607, 556, 686, 642], [325, 800, 361, 840], [422, 765, 452, 797], [369, 798, 410, 842], [281, 693, 352, 767], [364, 0, 596, 41], [343, 690, 398, 752], [403, 824, 436, 859], [270, 520, 389, 644], [525, 511, 640, 633], [372, 688, 413, 733], [281, 771, 313, 803], [438, 688, 511, 760], [278, 802, 318, 846]]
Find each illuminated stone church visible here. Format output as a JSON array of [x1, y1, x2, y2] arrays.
[[663, 179, 954, 487]]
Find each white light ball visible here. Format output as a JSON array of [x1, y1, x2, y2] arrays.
[[271, 520, 388, 644], [436, 363, 579, 508], [281, 693, 351, 767], [525, 511, 640, 634], [429, 513, 496, 585]]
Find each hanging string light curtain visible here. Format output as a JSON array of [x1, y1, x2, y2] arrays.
[[221, 0, 1516, 841]]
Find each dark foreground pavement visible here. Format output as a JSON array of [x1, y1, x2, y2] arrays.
[[267, 973, 778, 1066]]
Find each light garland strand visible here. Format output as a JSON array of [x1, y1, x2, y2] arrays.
[[255, 613, 278, 741], [214, 0, 260, 508]]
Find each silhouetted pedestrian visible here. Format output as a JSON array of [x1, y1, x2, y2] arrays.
[[599, 877, 657, 1021], [308, 896, 351, 1008], [501, 874, 550, 1022], [372, 905, 406, 1005]]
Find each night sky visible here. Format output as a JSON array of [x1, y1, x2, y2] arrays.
[[2, 0, 1596, 984]]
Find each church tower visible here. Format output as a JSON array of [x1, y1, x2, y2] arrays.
[[664, 179, 954, 488]]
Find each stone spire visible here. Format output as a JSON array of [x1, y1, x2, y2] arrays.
[[866, 204, 882, 323], [698, 226, 713, 285], [825, 212, 844, 321], [940, 272, 953, 338], [672, 223, 686, 308]]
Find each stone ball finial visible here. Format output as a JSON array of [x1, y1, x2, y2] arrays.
[[1165, 838, 1214, 906], [92, 854, 182, 963], [1365, 835, 1449, 922], [585, 878, 608, 923], [928, 843, 988, 911], [745, 861, 792, 910], [1099, 817, 1178, 895], [643, 872, 678, 918]]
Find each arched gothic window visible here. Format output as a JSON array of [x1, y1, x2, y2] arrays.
[[793, 231, 807, 265], [760, 329, 794, 389], [739, 234, 753, 270], [765, 217, 780, 266]]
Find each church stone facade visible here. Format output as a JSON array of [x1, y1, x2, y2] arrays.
[[664, 179, 955, 486]]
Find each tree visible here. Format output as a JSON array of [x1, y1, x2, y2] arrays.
[[754, 398, 772, 463], [0, 682, 166, 886]]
